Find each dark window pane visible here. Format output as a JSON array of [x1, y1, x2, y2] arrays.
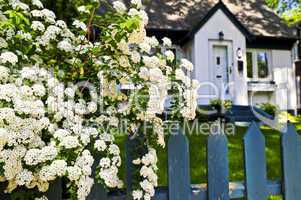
[[247, 52, 253, 78], [216, 57, 220, 65], [257, 52, 269, 78]]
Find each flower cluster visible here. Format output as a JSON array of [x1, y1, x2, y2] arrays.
[[132, 148, 158, 200], [0, 0, 200, 199], [0, 65, 122, 199]]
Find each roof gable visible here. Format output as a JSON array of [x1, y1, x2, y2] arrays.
[[182, 1, 253, 43], [137, 0, 296, 39]]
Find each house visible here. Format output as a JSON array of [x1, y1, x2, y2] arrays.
[[140, 0, 300, 114]]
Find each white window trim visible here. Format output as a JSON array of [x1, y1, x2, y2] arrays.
[[293, 42, 300, 61], [246, 49, 273, 82]]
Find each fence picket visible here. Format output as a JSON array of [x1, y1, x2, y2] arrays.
[[281, 123, 301, 200], [125, 135, 148, 200], [207, 131, 230, 200], [45, 178, 63, 200], [87, 154, 108, 200], [168, 130, 191, 200], [243, 122, 268, 200]]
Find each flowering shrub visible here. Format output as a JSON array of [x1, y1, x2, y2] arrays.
[[0, 0, 200, 199]]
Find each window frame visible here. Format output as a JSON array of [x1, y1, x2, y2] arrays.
[[246, 49, 273, 82]]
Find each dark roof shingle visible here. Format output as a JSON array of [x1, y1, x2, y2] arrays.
[[140, 0, 295, 38]]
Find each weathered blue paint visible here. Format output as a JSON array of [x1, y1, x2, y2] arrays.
[[1, 123, 300, 200], [125, 134, 148, 200], [168, 130, 191, 200], [243, 122, 268, 200], [207, 132, 230, 200], [281, 123, 301, 200], [45, 178, 63, 200], [87, 154, 108, 200], [107, 181, 282, 200]]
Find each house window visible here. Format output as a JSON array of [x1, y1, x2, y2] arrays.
[[257, 52, 269, 78], [246, 49, 272, 81], [247, 52, 253, 78]]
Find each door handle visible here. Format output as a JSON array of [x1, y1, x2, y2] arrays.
[[216, 75, 222, 78]]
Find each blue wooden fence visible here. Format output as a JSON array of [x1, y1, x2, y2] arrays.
[[2, 122, 301, 200]]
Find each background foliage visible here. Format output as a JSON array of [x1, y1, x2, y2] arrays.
[[265, 0, 301, 25]]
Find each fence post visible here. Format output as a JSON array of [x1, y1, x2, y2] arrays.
[[0, 183, 9, 200], [45, 178, 63, 200], [281, 123, 301, 200], [243, 122, 268, 200], [125, 134, 148, 200], [87, 154, 108, 200], [168, 129, 191, 200], [207, 128, 230, 200]]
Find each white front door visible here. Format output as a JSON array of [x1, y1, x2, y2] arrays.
[[213, 45, 230, 99]]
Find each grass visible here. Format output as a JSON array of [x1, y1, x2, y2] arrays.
[[114, 121, 301, 200]]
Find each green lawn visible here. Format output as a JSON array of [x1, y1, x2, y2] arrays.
[[115, 122, 300, 200]]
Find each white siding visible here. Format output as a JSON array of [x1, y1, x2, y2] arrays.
[[192, 9, 248, 105], [180, 8, 297, 112], [272, 50, 297, 111]]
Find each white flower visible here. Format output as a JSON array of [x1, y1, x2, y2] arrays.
[[130, 51, 141, 64], [51, 160, 67, 176], [60, 136, 80, 149], [54, 129, 70, 141], [128, 8, 139, 16], [39, 166, 57, 181], [117, 39, 130, 54], [0, 37, 8, 49], [164, 50, 175, 62], [58, 40, 73, 52], [192, 79, 200, 89], [162, 37, 172, 47], [32, 0, 44, 8], [31, 21, 45, 32], [12, 2, 29, 10], [77, 6, 90, 14], [139, 10, 149, 25], [64, 87, 75, 98], [0, 52, 18, 65], [94, 140, 107, 152], [34, 196, 48, 200], [41, 9, 56, 23], [16, 169, 33, 186], [108, 144, 120, 156], [132, 190, 143, 200], [140, 179, 155, 196], [143, 56, 160, 68], [131, 0, 142, 8], [149, 67, 163, 82], [32, 84, 46, 97], [139, 42, 151, 54], [87, 102, 97, 113], [40, 146, 58, 162], [31, 10, 43, 17], [24, 149, 41, 165], [67, 166, 82, 181], [180, 58, 194, 71], [0, 65, 9, 82], [113, 1, 127, 13], [146, 36, 159, 47], [56, 20, 67, 29], [77, 176, 94, 200], [132, 158, 141, 165], [72, 20, 87, 31], [99, 157, 111, 168], [175, 69, 185, 81], [138, 67, 149, 80]]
